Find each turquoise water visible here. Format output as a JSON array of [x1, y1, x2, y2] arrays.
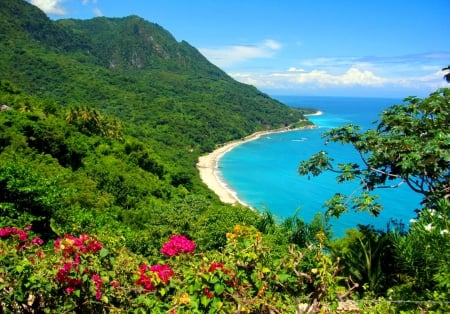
[[219, 96, 422, 237]]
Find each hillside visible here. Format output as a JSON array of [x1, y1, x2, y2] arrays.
[[0, 0, 314, 254], [0, 0, 311, 156]]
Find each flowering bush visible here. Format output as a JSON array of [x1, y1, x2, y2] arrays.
[[160, 234, 196, 256], [0, 226, 47, 312], [0, 226, 358, 313], [53, 233, 106, 301], [54, 233, 103, 257], [136, 263, 174, 292]]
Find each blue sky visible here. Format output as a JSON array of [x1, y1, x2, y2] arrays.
[[29, 0, 450, 98]]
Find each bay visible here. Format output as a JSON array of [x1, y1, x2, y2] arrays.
[[219, 96, 422, 237]]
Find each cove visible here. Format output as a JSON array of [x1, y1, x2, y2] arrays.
[[218, 96, 423, 237]]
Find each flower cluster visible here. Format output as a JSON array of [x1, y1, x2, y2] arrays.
[[55, 262, 82, 293], [0, 226, 44, 251], [54, 234, 105, 299], [136, 263, 174, 292], [160, 235, 195, 257], [54, 233, 102, 257], [92, 274, 104, 300]]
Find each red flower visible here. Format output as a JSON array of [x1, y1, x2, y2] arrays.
[[136, 273, 155, 292], [150, 264, 174, 283], [36, 249, 45, 258], [208, 262, 237, 287], [203, 288, 214, 298], [208, 262, 224, 272], [160, 235, 195, 257]]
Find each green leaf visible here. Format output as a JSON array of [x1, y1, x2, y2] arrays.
[[214, 283, 224, 295], [278, 273, 291, 282], [99, 248, 109, 258]]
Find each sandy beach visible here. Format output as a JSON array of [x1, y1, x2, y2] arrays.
[[196, 119, 320, 205]]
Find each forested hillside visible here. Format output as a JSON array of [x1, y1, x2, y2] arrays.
[[0, 0, 316, 255], [0, 0, 311, 156], [0, 1, 448, 312]]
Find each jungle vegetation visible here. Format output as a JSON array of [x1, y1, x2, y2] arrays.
[[0, 1, 448, 312]]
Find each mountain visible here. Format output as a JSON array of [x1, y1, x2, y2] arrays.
[[0, 0, 314, 246], [0, 0, 311, 156]]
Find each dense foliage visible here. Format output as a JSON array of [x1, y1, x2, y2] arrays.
[[0, 0, 448, 312]]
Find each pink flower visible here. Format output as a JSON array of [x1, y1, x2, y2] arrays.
[[65, 287, 75, 294], [150, 264, 174, 283], [111, 281, 119, 289], [54, 234, 103, 257], [14, 228, 28, 242], [31, 236, 44, 246], [92, 274, 103, 299], [160, 235, 195, 256], [0, 227, 12, 237]]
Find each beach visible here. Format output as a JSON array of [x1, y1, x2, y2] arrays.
[[196, 122, 319, 205]]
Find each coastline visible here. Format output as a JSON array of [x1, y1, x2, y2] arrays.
[[304, 110, 323, 117], [196, 118, 320, 205]]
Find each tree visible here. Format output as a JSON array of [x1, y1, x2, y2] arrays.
[[65, 106, 123, 139], [443, 65, 450, 83], [299, 87, 450, 217]]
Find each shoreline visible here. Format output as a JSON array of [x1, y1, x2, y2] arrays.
[[304, 110, 323, 117], [196, 116, 321, 205]]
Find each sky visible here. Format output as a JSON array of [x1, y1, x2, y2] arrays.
[[28, 0, 450, 98]]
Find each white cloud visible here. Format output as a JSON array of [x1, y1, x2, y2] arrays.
[[30, 0, 67, 15], [30, 0, 101, 16], [287, 67, 305, 72], [93, 7, 103, 16], [224, 51, 450, 96], [229, 65, 446, 96], [235, 67, 386, 88], [199, 39, 281, 68], [263, 39, 281, 50]]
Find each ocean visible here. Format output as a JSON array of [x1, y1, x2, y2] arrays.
[[218, 96, 423, 237]]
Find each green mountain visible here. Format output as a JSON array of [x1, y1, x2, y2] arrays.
[[1, 0, 311, 155], [0, 0, 313, 251]]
